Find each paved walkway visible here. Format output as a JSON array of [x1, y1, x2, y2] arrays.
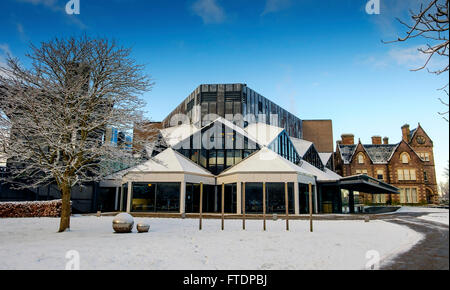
[[377, 212, 449, 270]]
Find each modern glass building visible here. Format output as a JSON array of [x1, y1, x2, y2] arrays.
[[99, 84, 399, 216], [161, 84, 303, 139]]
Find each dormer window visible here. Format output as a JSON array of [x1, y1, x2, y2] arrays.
[[400, 152, 410, 164], [357, 153, 364, 164]]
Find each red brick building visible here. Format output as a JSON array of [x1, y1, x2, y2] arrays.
[[334, 124, 438, 205]]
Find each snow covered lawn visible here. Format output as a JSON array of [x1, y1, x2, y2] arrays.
[[0, 216, 422, 270], [397, 206, 449, 226]]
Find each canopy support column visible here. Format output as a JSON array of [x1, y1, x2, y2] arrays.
[[180, 181, 186, 214], [294, 182, 299, 215], [236, 182, 242, 214], [126, 181, 132, 213]]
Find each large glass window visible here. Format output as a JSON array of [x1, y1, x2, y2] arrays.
[[186, 183, 218, 213], [203, 185, 219, 213], [234, 149, 242, 164], [224, 183, 237, 213], [131, 183, 156, 212], [399, 187, 418, 203], [299, 183, 316, 214], [132, 182, 180, 212], [156, 183, 180, 212], [200, 149, 207, 168], [265, 183, 294, 214], [216, 150, 225, 174], [226, 150, 234, 168], [244, 183, 263, 213], [185, 183, 200, 213]]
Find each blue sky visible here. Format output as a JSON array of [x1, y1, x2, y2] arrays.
[[1, 0, 449, 184]]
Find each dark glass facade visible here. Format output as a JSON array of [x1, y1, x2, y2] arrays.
[[162, 84, 303, 139], [244, 182, 294, 214], [302, 146, 324, 171], [131, 182, 180, 212], [176, 121, 259, 175], [299, 183, 316, 214], [268, 131, 300, 164], [185, 183, 236, 213]]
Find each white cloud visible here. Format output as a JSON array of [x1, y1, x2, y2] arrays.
[[15, 0, 59, 11], [388, 46, 429, 67], [14, 0, 87, 30], [191, 0, 226, 24], [261, 0, 292, 16], [356, 45, 447, 72]]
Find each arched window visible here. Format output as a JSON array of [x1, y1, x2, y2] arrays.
[[357, 153, 365, 164], [400, 152, 410, 164]]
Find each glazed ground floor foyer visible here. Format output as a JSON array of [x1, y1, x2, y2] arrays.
[[103, 178, 397, 216]]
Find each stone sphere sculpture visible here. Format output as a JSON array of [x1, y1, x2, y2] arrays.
[[112, 213, 134, 233], [137, 223, 150, 233]]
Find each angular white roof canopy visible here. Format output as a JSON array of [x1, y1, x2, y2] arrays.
[[299, 160, 341, 182], [126, 147, 213, 176], [290, 137, 313, 157], [218, 147, 316, 184], [244, 122, 284, 146], [160, 124, 200, 147], [167, 117, 260, 150], [318, 152, 332, 165]]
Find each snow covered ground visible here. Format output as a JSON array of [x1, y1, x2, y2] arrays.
[[396, 206, 449, 226], [0, 216, 423, 270]]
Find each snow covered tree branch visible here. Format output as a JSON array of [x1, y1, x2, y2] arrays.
[[0, 35, 154, 232]]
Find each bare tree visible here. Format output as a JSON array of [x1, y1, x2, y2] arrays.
[[384, 0, 449, 121], [0, 35, 153, 232]]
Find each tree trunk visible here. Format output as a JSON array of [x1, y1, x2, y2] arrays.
[[58, 182, 72, 232]]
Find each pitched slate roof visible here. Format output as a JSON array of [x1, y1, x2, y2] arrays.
[[362, 144, 399, 164], [338, 144, 357, 164], [338, 143, 399, 164], [409, 128, 417, 140]]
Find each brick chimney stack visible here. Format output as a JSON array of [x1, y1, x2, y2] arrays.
[[401, 124, 410, 142], [371, 136, 382, 145], [341, 134, 354, 145], [383, 137, 389, 145]]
